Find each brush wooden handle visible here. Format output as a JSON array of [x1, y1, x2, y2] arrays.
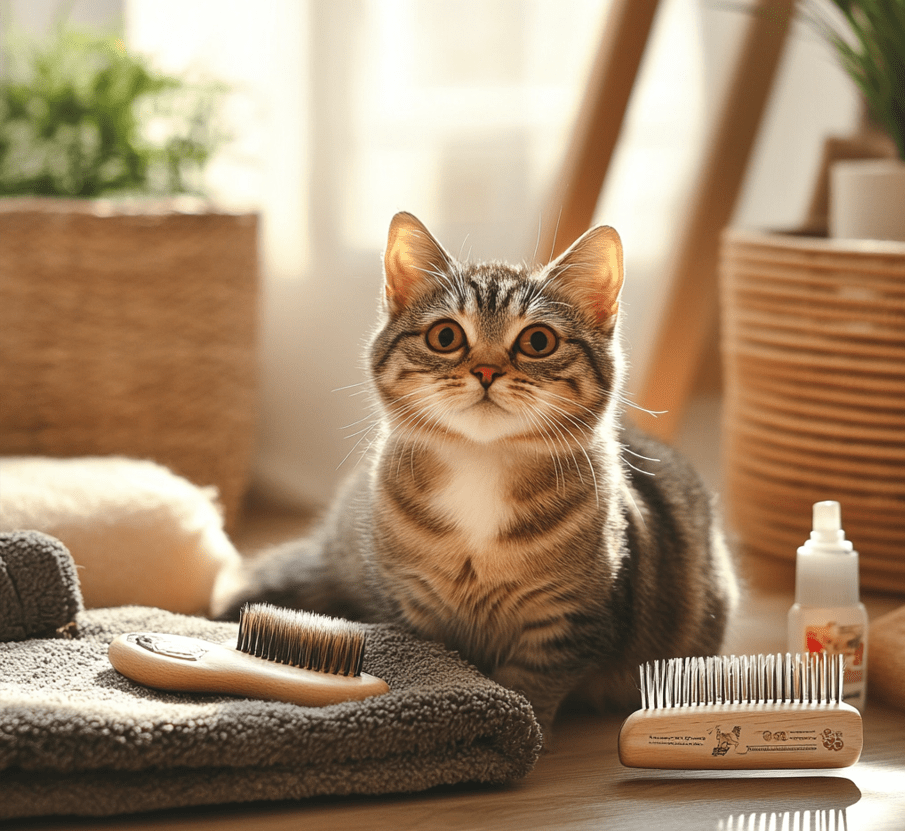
[[618, 703, 862, 770], [108, 633, 390, 707]]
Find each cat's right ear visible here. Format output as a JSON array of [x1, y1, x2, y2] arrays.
[[383, 212, 454, 316]]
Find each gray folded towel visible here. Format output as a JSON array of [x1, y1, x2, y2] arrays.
[[0, 533, 542, 820], [0, 530, 83, 641]]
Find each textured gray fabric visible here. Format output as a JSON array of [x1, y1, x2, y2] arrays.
[[0, 531, 83, 640], [0, 540, 542, 820]]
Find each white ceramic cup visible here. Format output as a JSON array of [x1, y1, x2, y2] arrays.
[[830, 158, 905, 242]]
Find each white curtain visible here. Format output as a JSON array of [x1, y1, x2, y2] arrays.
[[121, 0, 857, 508]]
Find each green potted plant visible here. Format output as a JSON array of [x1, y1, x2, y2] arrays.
[[0, 26, 225, 198], [0, 24, 259, 527], [821, 0, 905, 241]]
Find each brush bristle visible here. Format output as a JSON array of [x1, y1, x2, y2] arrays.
[[638, 653, 846, 710], [236, 603, 367, 677]]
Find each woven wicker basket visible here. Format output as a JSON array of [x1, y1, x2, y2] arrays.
[[720, 228, 905, 595], [0, 197, 259, 528]]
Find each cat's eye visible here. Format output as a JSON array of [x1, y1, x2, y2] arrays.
[[517, 325, 558, 358], [426, 320, 466, 353]]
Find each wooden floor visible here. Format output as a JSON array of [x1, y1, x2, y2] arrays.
[[15, 399, 905, 831]]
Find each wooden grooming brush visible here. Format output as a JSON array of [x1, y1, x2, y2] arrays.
[[618, 653, 862, 770], [108, 603, 390, 706]]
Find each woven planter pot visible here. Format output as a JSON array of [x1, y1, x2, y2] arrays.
[[720, 228, 905, 595], [0, 197, 259, 528]]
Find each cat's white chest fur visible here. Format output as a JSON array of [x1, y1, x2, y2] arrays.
[[431, 445, 513, 551]]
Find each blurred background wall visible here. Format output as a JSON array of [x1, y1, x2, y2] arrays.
[[2, 0, 860, 508]]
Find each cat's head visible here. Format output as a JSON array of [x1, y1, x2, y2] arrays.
[[369, 212, 625, 445]]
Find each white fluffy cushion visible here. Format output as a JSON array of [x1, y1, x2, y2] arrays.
[[0, 456, 242, 615]]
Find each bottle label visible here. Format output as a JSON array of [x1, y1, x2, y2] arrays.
[[801, 621, 865, 686]]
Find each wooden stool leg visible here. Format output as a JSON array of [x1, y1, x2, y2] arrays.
[[538, 0, 661, 261], [635, 0, 795, 441]]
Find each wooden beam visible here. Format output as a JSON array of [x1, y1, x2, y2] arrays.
[[538, 0, 661, 261], [635, 0, 795, 441]]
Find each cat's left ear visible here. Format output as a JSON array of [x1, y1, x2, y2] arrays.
[[383, 212, 455, 316], [547, 225, 624, 326]]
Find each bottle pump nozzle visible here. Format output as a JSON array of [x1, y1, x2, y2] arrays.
[[813, 500, 839, 534], [796, 500, 857, 605], [810, 501, 851, 549]]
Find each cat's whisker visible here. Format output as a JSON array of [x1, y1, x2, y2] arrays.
[[386, 418, 425, 480], [524, 402, 592, 498], [514, 282, 539, 316], [535, 397, 601, 453], [384, 406, 433, 455], [386, 387, 449, 427], [622, 447, 661, 464], [366, 388, 433, 429], [622, 457, 657, 477], [331, 379, 370, 393], [530, 393, 605, 504], [538, 408, 601, 507], [337, 419, 382, 470], [397, 393, 452, 439], [548, 206, 563, 264], [617, 393, 667, 418], [514, 406, 568, 493], [457, 234, 470, 262], [345, 437, 380, 472], [340, 410, 383, 431], [503, 391, 564, 472], [540, 402, 596, 437], [527, 299, 574, 317], [540, 388, 601, 422], [342, 423, 378, 440], [539, 260, 579, 291], [402, 395, 464, 467], [382, 391, 454, 477], [385, 401, 434, 435], [393, 418, 443, 481], [340, 389, 397, 426], [521, 271, 577, 318], [624, 483, 647, 529], [414, 264, 459, 298], [526, 267, 566, 303], [532, 215, 542, 266], [408, 255, 471, 310], [573, 443, 601, 507]]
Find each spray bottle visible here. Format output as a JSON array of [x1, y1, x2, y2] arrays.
[[788, 501, 868, 710]]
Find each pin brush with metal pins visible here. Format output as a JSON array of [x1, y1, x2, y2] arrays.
[[108, 603, 390, 706], [618, 653, 862, 770]]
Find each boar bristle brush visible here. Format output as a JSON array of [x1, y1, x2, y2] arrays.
[[108, 602, 390, 706], [618, 652, 862, 770]]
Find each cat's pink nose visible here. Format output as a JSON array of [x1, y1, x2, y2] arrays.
[[472, 365, 503, 388]]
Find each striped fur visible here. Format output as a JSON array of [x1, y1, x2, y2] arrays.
[[216, 213, 739, 740]]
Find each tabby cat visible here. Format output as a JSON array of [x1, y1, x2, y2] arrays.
[[214, 212, 739, 739]]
